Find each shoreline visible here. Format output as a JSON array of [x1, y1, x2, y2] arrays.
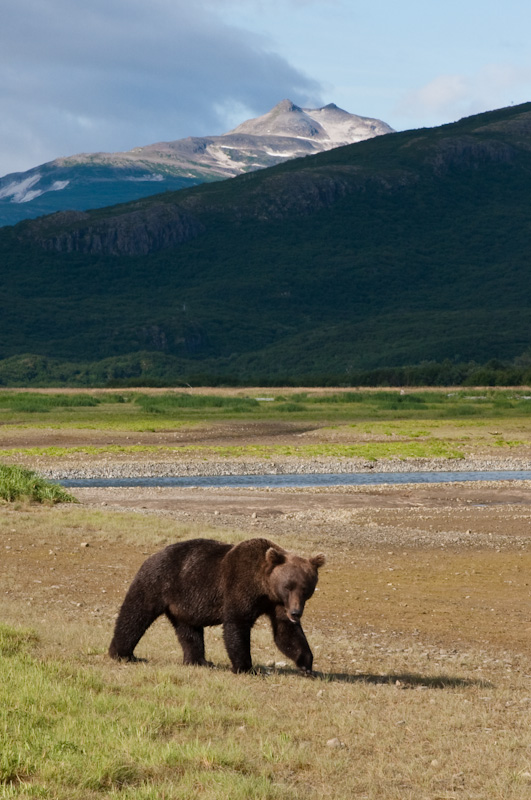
[[38, 454, 531, 481]]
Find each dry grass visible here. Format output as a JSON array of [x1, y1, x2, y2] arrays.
[[1, 504, 530, 799]]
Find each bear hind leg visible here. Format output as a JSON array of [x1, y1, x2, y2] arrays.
[[166, 610, 211, 667], [109, 602, 160, 661]]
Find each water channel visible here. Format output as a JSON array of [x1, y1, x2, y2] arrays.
[[58, 470, 531, 489]]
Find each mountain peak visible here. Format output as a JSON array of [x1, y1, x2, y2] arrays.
[[272, 99, 303, 113], [225, 100, 324, 138], [0, 99, 393, 227], [224, 100, 392, 143]]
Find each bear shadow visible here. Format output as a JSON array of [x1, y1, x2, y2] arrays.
[[122, 659, 491, 689], [257, 665, 492, 689]]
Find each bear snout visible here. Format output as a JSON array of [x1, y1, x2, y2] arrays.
[[287, 607, 303, 622]]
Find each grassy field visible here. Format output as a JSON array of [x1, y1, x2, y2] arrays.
[[0, 505, 530, 800], [1, 387, 530, 798], [2, 387, 531, 424], [0, 388, 530, 464]]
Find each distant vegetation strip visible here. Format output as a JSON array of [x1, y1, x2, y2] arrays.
[[2, 388, 531, 412], [1, 390, 530, 461], [0, 392, 124, 411], [2, 355, 531, 389], [1, 389, 531, 429], [0, 464, 77, 503]]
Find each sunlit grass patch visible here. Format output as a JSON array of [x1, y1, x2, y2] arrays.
[[0, 624, 39, 657], [332, 417, 531, 455], [0, 444, 163, 458], [0, 464, 77, 503], [0, 623, 297, 799], [196, 441, 464, 460], [0, 440, 464, 461]]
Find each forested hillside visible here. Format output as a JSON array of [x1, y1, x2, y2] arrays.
[[1, 102, 531, 386]]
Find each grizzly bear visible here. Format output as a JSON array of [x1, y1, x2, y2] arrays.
[[109, 537, 325, 674]]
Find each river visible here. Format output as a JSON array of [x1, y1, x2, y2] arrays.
[[58, 470, 531, 489]]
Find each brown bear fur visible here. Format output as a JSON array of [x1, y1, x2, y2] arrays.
[[109, 537, 325, 674]]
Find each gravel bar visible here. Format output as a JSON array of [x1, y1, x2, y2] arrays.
[[40, 454, 531, 481]]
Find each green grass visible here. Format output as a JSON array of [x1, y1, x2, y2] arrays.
[[0, 389, 531, 432], [134, 394, 260, 413], [0, 392, 111, 412], [0, 444, 165, 458], [0, 624, 296, 799], [0, 389, 529, 462], [2, 611, 530, 800], [0, 389, 529, 465], [0, 464, 77, 503], [0, 440, 465, 461]]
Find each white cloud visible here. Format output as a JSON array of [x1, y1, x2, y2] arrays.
[[396, 64, 531, 128], [402, 75, 468, 116], [0, 0, 322, 175]]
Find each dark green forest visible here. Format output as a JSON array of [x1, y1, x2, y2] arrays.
[[1, 102, 531, 386]]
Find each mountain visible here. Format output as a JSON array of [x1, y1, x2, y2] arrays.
[[1, 101, 531, 386], [0, 101, 392, 227]]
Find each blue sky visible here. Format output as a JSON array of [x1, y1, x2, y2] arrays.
[[1, 0, 531, 175], [221, 0, 531, 127]]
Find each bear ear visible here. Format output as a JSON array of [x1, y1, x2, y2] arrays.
[[310, 553, 326, 569], [266, 547, 286, 568]]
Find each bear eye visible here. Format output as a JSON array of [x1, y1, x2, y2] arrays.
[[285, 582, 296, 592]]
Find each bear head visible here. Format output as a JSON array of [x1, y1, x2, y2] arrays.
[[266, 547, 325, 623]]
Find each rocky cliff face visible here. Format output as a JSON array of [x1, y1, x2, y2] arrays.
[[29, 204, 204, 256], [425, 136, 517, 174], [22, 164, 394, 255]]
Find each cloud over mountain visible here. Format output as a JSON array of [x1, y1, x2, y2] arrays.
[[0, 0, 322, 175]]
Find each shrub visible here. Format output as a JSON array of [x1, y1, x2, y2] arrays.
[[0, 464, 77, 504]]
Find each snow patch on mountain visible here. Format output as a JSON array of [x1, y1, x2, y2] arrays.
[[0, 175, 71, 204], [50, 180, 70, 192], [264, 151, 296, 158], [0, 174, 41, 202]]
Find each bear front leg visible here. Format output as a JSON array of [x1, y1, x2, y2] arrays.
[[165, 611, 211, 666], [223, 619, 253, 673], [269, 606, 314, 673]]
